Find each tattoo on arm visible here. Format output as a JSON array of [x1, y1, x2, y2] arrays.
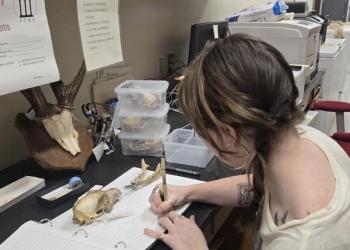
[[237, 183, 253, 207], [273, 210, 289, 226]]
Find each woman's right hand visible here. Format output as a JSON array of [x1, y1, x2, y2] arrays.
[[149, 184, 190, 215]]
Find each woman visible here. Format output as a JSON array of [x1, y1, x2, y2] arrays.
[[144, 34, 350, 250]]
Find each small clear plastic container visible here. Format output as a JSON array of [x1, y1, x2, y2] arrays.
[[119, 124, 170, 157], [119, 104, 169, 133], [164, 128, 214, 168], [115, 80, 169, 113]]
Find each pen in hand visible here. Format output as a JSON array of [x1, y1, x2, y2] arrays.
[[160, 156, 167, 201]]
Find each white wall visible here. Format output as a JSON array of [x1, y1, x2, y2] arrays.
[[120, 0, 272, 79], [0, 0, 271, 170]]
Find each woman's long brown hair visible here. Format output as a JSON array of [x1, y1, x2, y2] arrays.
[[178, 33, 303, 203]]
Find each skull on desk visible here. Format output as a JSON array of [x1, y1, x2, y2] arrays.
[[73, 188, 121, 225]]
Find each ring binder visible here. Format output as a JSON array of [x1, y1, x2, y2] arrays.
[[114, 241, 127, 248], [38, 218, 53, 227], [72, 228, 88, 238]]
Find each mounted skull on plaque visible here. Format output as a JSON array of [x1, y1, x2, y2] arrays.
[[15, 61, 94, 171]]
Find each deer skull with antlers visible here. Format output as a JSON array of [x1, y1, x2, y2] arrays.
[[21, 61, 86, 156]]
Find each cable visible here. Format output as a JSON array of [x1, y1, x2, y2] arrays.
[[167, 83, 183, 113]]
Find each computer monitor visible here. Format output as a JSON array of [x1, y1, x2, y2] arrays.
[[188, 21, 228, 64]]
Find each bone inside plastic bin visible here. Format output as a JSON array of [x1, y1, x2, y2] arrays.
[[119, 124, 170, 157], [119, 104, 169, 133], [164, 128, 214, 168], [115, 80, 169, 113]]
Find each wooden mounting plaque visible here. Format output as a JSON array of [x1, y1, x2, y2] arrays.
[[15, 113, 93, 172]]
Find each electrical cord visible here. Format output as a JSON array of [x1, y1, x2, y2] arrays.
[[167, 83, 183, 113]]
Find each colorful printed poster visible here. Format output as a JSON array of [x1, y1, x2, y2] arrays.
[[0, 0, 59, 96], [77, 0, 123, 71]]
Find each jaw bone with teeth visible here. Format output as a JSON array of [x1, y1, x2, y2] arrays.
[[42, 110, 81, 156]]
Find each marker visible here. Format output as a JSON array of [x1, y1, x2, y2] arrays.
[[165, 166, 200, 176]]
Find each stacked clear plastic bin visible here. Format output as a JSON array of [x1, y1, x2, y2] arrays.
[[164, 128, 214, 168], [115, 80, 170, 157]]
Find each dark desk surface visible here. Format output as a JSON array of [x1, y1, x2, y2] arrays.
[[0, 111, 231, 250]]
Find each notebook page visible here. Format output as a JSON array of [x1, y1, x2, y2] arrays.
[[0, 221, 115, 250]]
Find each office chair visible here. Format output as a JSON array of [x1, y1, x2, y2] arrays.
[[313, 101, 350, 157]]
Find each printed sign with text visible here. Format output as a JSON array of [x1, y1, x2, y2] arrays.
[[0, 0, 59, 96]]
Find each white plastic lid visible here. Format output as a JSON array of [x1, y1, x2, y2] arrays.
[[320, 43, 340, 58], [118, 124, 170, 139], [118, 103, 169, 117], [115, 80, 169, 95]]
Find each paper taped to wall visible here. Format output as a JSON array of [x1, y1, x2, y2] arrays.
[[0, 0, 60, 96], [77, 0, 123, 71]]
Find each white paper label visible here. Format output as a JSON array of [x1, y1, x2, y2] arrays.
[[92, 142, 105, 162]]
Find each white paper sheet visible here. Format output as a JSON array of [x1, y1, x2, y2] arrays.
[[52, 167, 203, 250], [0, 221, 115, 250], [0, 0, 59, 96], [77, 0, 123, 71]]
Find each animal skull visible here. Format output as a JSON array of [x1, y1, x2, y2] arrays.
[[73, 188, 122, 225], [42, 110, 81, 156]]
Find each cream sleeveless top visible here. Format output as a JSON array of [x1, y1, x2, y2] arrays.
[[259, 125, 350, 250]]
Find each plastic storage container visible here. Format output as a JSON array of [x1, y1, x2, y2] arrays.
[[119, 104, 169, 133], [115, 80, 169, 113], [119, 124, 170, 157], [164, 128, 214, 168]]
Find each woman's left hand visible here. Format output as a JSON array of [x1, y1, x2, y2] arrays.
[[144, 211, 208, 250]]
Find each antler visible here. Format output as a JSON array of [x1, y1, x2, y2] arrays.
[[21, 87, 60, 118], [21, 61, 86, 117], [50, 61, 86, 109]]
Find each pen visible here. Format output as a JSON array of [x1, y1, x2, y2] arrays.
[[165, 166, 200, 176], [161, 156, 167, 201], [96, 120, 106, 145]]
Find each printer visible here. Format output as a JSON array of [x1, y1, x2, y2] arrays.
[[229, 20, 322, 78]]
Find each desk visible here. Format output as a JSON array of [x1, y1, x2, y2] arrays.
[[0, 111, 230, 249]]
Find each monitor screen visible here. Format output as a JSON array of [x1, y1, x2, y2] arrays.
[[188, 21, 228, 64]]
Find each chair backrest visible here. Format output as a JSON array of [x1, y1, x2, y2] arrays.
[[313, 101, 350, 157]]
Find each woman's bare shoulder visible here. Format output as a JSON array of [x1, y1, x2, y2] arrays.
[[289, 138, 336, 219]]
